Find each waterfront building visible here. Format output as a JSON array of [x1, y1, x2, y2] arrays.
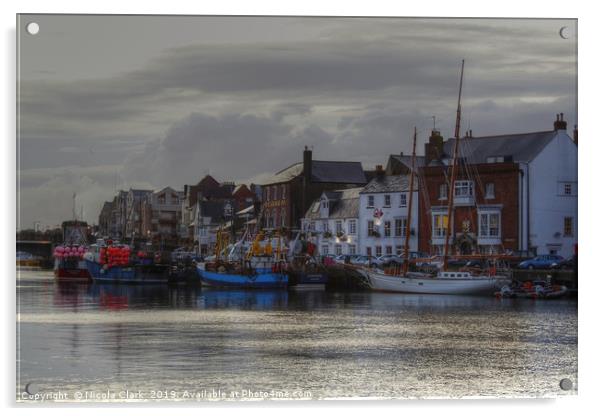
[[124, 189, 153, 239], [261, 147, 367, 231], [302, 187, 362, 256], [98, 201, 113, 237], [358, 166, 420, 257], [417, 114, 578, 258], [140, 187, 184, 248]]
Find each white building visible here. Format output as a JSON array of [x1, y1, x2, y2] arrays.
[[358, 172, 419, 258], [302, 188, 362, 256], [521, 117, 578, 257]]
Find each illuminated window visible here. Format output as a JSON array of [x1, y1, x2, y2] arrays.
[[433, 213, 448, 238]]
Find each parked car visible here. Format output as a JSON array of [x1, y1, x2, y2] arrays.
[[551, 255, 576, 270], [374, 255, 404, 267], [349, 255, 377, 267], [517, 255, 564, 270]]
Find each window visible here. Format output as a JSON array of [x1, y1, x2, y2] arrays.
[[384, 221, 391, 237], [367, 195, 375, 208], [485, 183, 495, 199], [395, 218, 407, 237], [348, 219, 357, 235], [375, 246, 382, 257], [321, 245, 329, 255], [281, 209, 287, 227], [322, 221, 329, 232], [335, 244, 342, 255], [322, 200, 329, 209], [479, 212, 500, 238], [366, 247, 372, 256], [454, 180, 474, 198], [281, 184, 286, 199], [564, 183, 572, 195], [439, 184, 448, 200], [395, 245, 404, 256], [386, 246, 393, 255], [400, 193, 407, 207], [335, 220, 343, 234], [348, 244, 356, 255], [273, 186, 279, 200], [310, 221, 316, 231], [433, 214, 448, 238], [564, 217, 573, 236], [384, 194, 391, 207], [367, 220, 374, 237]]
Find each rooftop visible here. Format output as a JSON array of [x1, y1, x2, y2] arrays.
[[361, 174, 412, 194], [263, 160, 367, 185], [442, 130, 560, 164], [305, 187, 363, 220]]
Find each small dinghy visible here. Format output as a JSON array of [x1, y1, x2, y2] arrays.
[[495, 280, 568, 299]]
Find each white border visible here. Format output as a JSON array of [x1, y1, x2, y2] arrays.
[[2, 1, 598, 414]]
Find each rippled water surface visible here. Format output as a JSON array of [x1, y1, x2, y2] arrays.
[[17, 271, 577, 401]]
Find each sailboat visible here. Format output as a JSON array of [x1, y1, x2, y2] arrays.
[[364, 60, 509, 295]]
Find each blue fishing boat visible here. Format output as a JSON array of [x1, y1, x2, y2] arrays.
[[196, 264, 288, 289], [85, 260, 171, 284]]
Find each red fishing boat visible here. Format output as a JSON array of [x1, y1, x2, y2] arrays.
[[53, 219, 92, 282]]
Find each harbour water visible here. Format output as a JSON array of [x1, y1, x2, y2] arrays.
[[17, 270, 577, 401]]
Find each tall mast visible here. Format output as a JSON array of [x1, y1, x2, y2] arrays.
[[403, 127, 417, 275], [443, 59, 465, 271]]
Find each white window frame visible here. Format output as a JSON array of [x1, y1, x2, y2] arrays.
[[375, 246, 382, 257], [384, 220, 391, 237], [394, 217, 407, 237], [485, 183, 495, 199], [479, 211, 501, 238], [335, 244, 342, 255], [348, 219, 357, 235], [367, 195, 375, 208], [454, 180, 474, 198], [335, 220, 343, 234], [432, 213, 448, 238], [400, 193, 407, 207], [439, 184, 448, 200], [384, 194, 391, 207], [348, 244, 356, 255]]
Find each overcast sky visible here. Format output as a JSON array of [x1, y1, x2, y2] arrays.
[[17, 15, 577, 229]]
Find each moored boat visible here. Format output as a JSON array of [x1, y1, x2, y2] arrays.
[[84, 240, 170, 284], [495, 280, 568, 299], [196, 229, 288, 289], [365, 269, 507, 295], [53, 220, 92, 282]]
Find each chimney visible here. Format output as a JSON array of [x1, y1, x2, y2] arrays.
[[554, 113, 568, 131], [303, 145, 312, 183], [375, 164, 385, 178], [573, 125, 578, 145], [302, 146, 312, 223], [424, 129, 444, 165]]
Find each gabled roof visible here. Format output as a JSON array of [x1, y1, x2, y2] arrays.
[[305, 187, 362, 220], [263, 160, 367, 185], [361, 175, 412, 194], [442, 130, 559, 164], [388, 154, 426, 168]]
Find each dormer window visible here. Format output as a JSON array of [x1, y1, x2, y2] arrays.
[[322, 200, 329, 209]]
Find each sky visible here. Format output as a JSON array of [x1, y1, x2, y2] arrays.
[[17, 15, 577, 229]]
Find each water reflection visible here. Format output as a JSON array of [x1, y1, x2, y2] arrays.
[[17, 271, 578, 400]]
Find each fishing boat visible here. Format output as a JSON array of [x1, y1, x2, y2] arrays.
[[365, 60, 509, 295], [53, 219, 92, 282], [84, 240, 170, 284], [286, 230, 328, 290], [196, 229, 288, 289]]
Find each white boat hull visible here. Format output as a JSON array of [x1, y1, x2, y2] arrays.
[[365, 270, 508, 295]]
